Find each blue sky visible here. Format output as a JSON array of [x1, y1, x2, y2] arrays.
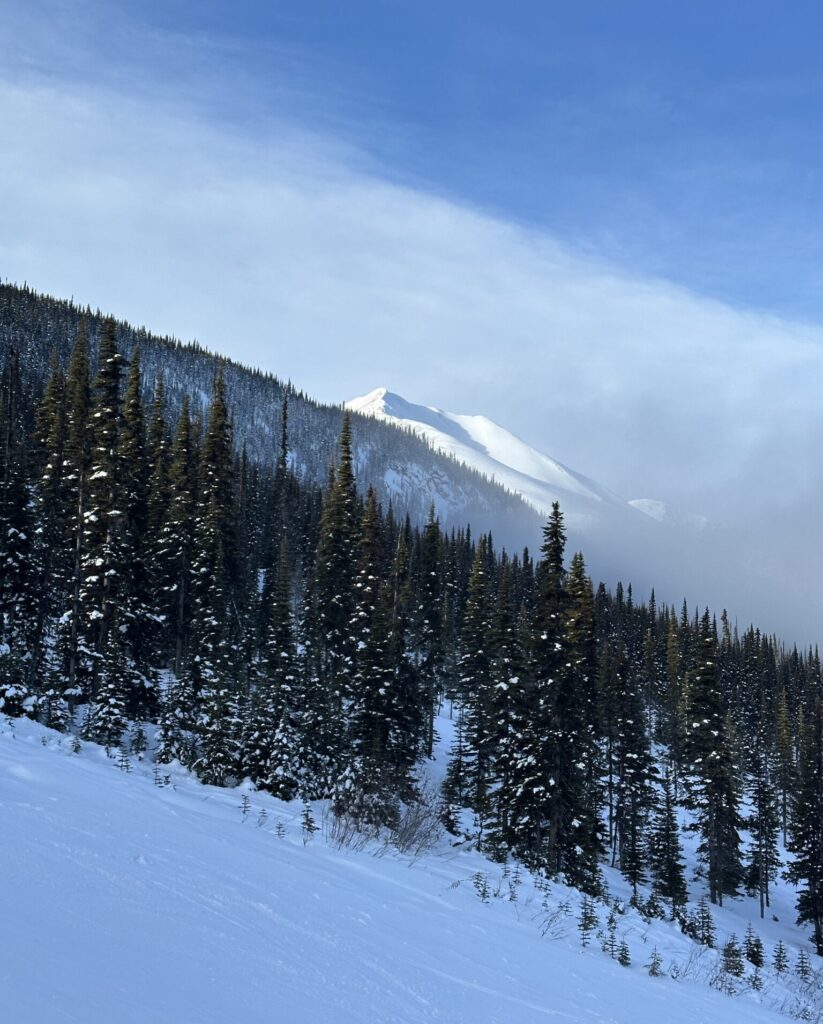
[[80, 0, 823, 319], [6, 0, 823, 639]]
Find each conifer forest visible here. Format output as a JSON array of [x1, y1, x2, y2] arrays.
[[3, 283, 823, 962]]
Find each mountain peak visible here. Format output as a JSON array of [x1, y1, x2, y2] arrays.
[[345, 387, 631, 524], [347, 386, 390, 415]]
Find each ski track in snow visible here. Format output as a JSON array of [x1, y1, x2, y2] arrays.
[[0, 715, 817, 1024]]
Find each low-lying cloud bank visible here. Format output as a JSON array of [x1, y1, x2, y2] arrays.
[[2, 25, 823, 644]]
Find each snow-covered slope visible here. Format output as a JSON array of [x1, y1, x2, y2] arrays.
[[2, 716, 818, 1024], [347, 387, 635, 533], [629, 498, 709, 531], [346, 388, 695, 599]]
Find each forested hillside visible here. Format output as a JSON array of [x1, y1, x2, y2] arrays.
[[0, 282, 542, 551], [2, 294, 823, 977]]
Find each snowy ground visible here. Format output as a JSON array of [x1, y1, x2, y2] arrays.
[[0, 714, 820, 1024]]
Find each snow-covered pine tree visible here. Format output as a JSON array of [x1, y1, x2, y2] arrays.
[[116, 346, 155, 714], [415, 504, 443, 759], [79, 319, 125, 701], [0, 348, 35, 717], [54, 322, 92, 707], [189, 367, 241, 785], [450, 535, 494, 818], [683, 609, 743, 906], [610, 633, 656, 897], [84, 609, 128, 751], [562, 551, 603, 892], [480, 555, 523, 858], [745, 703, 781, 919], [787, 698, 823, 955], [648, 765, 687, 918], [306, 412, 358, 717], [29, 350, 70, 709]]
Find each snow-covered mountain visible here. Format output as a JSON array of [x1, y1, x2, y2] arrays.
[[347, 387, 638, 534], [346, 387, 695, 593], [345, 387, 747, 618]]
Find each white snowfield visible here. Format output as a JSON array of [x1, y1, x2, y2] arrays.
[[0, 716, 817, 1024], [346, 388, 630, 532]]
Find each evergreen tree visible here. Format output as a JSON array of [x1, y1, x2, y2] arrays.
[[743, 923, 764, 968], [561, 551, 603, 890], [29, 350, 69, 700], [772, 940, 789, 974], [56, 322, 92, 705], [683, 610, 743, 905], [610, 634, 655, 895], [787, 699, 823, 955], [80, 318, 125, 697], [721, 934, 744, 978], [83, 611, 128, 750], [648, 766, 687, 917], [773, 688, 796, 844], [156, 395, 196, 676], [117, 346, 153, 710], [482, 557, 524, 857], [745, 708, 781, 919], [189, 369, 240, 784], [452, 536, 494, 817], [416, 504, 443, 758], [309, 413, 359, 703], [0, 349, 35, 717]]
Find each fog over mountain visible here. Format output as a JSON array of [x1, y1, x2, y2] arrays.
[[347, 386, 817, 648], [3, 5, 823, 645]]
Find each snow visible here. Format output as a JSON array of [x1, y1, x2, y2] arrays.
[[629, 498, 709, 531], [346, 388, 625, 531], [0, 715, 818, 1024], [630, 498, 670, 522]]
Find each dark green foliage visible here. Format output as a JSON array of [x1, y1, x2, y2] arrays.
[[649, 766, 688, 917], [743, 923, 764, 968], [578, 895, 598, 947], [787, 700, 823, 955], [745, 715, 781, 919], [646, 947, 663, 977], [796, 948, 812, 982], [772, 940, 789, 974], [721, 934, 745, 977], [683, 610, 743, 905], [2, 283, 822, 948], [0, 348, 35, 717], [683, 896, 716, 948]]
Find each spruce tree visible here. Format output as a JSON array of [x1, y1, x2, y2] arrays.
[[453, 536, 494, 818], [29, 351, 69, 701], [745, 708, 781, 918], [155, 395, 196, 676], [0, 349, 35, 717], [787, 699, 823, 955], [617, 690, 655, 893], [561, 551, 603, 890], [683, 610, 743, 905], [250, 539, 301, 800], [80, 318, 125, 698], [56, 322, 92, 705], [116, 346, 152, 711], [189, 368, 240, 785], [416, 504, 443, 757], [84, 610, 128, 750], [648, 765, 687, 918], [309, 413, 359, 704], [482, 557, 524, 857]]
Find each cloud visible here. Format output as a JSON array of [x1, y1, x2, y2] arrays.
[[2, 17, 823, 643]]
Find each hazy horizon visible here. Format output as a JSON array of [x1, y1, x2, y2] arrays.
[[3, 1, 823, 644]]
